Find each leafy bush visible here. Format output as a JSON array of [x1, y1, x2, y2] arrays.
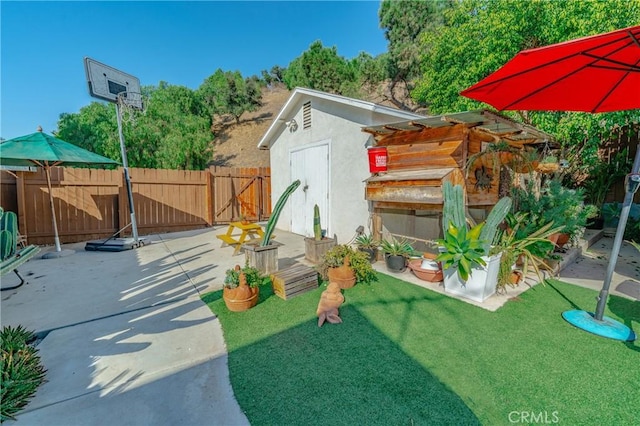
[[224, 264, 266, 289], [512, 179, 597, 240], [1, 325, 47, 422], [624, 216, 640, 243], [317, 244, 377, 284]]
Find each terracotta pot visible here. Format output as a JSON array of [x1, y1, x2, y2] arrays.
[[327, 256, 356, 289], [408, 259, 443, 282], [499, 152, 514, 164], [223, 285, 259, 312], [510, 270, 524, 285], [548, 232, 570, 249]]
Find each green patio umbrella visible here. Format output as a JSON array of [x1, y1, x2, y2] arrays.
[[0, 127, 119, 257]]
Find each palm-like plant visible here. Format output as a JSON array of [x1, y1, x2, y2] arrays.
[[493, 213, 562, 289], [379, 237, 414, 257], [354, 233, 379, 250], [436, 223, 487, 282]]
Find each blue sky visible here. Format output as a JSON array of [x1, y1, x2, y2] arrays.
[[1, 1, 388, 140]]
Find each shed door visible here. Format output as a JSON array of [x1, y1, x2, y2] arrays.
[[290, 144, 329, 237]]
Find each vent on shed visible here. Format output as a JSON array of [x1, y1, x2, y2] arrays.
[[303, 101, 311, 129]]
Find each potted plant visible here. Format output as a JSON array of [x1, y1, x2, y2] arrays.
[[244, 180, 300, 274], [494, 212, 561, 292], [354, 232, 379, 263], [222, 263, 266, 312], [407, 250, 443, 282], [536, 155, 560, 174], [304, 204, 336, 263], [512, 179, 597, 249], [379, 237, 414, 273], [582, 149, 630, 230], [436, 182, 512, 303], [317, 244, 377, 289]]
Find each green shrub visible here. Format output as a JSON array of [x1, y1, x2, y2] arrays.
[[1, 325, 47, 422], [317, 244, 378, 284]]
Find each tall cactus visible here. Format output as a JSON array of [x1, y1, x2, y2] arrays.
[[441, 182, 511, 255], [442, 181, 466, 235], [313, 204, 322, 241], [261, 180, 301, 246], [0, 208, 17, 260], [479, 196, 512, 254]]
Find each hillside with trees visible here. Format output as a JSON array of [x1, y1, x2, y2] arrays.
[[55, 0, 639, 174]]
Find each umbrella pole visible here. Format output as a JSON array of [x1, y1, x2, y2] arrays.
[[45, 166, 62, 252], [594, 141, 640, 320], [563, 140, 638, 342]]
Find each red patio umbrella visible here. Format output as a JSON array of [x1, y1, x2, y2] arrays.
[[460, 25, 640, 113], [461, 25, 640, 342]]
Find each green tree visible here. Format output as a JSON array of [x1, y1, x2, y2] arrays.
[[351, 52, 389, 92], [198, 69, 263, 125], [57, 102, 120, 161], [282, 40, 357, 95], [412, 0, 640, 174], [379, 0, 452, 99], [132, 82, 212, 170], [57, 83, 213, 170], [261, 65, 285, 85]]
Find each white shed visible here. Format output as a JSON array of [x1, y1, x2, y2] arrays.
[[257, 87, 424, 242]]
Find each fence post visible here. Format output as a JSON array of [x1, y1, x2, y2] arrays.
[[206, 166, 214, 226]]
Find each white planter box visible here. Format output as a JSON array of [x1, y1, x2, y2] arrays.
[[443, 252, 502, 303]]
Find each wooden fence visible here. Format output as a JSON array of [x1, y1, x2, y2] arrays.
[[0, 166, 271, 245]]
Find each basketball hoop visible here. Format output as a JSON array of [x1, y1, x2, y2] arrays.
[[116, 91, 147, 124]]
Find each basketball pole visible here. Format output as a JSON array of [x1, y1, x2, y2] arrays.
[[115, 102, 139, 243]]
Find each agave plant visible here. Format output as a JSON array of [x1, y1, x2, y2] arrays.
[[436, 222, 487, 282]]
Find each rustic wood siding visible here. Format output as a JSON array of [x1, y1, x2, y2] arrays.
[[385, 140, 463, 171]]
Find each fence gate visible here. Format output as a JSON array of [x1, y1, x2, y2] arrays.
[[210, 166, 271, 224]]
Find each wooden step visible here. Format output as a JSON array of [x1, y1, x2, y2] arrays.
[[270, 264, 318, 300]]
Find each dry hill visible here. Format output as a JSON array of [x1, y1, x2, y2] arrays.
[[210, 82, 420, 168], [209, 85, 290, 168]]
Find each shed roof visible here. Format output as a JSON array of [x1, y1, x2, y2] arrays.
[[257, 87, 425, 150], [362, 110, 555, 145]]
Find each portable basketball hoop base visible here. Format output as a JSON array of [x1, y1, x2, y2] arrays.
[[84, 223, 148, 252], [85, 237, 148, 252]]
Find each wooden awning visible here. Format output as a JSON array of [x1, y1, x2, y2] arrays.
[[362, 109, 554, 146]]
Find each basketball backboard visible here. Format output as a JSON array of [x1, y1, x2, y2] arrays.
[[84, 57, 142, 109]]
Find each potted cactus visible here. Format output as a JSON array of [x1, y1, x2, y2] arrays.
[[243, 180, 300, 274], [436, 182, 512, 303], [304, 204, 336, 263], [222, 264, 265, 312]]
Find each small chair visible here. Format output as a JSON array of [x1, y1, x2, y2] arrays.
[[1, 208, 40, 291]]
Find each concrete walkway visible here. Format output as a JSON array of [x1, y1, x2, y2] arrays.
[[2, 227, 638, 424], [0, 226, 307, 426]]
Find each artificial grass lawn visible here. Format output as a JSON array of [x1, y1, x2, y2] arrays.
[[202, 275, 639, 425]]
